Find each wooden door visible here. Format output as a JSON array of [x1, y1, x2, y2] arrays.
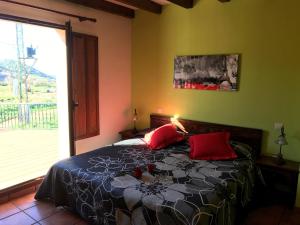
[[71, 33, 99, 140]]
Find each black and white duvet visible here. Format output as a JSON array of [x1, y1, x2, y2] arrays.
[[35, 139, 255, 225]]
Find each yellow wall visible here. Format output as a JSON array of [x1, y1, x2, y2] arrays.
[[132, 0, 300, 206], [0, 0, 132, 154]]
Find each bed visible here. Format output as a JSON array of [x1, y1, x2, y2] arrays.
[[35, 114, 263, 225]]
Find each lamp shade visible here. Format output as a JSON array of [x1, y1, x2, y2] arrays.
[[133, 109, 138, 121], [275, 135, 288, 145], [170, 115, 188, 133], [275, 126, 288, 145]]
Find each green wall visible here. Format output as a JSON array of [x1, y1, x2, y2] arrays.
[[132, 0, 300, 206]]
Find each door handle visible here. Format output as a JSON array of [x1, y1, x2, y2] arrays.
[[72, 100, 79, 108]]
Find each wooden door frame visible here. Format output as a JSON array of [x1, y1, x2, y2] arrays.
[[66, 22, 76, 156], [0, 13, 65, 29]]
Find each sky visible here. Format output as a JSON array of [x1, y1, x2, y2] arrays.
[[0, 19, 66, 78]]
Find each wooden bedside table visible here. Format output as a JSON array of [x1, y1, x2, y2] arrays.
[[119, 128, 151, 140], [256, 155, 299, 207], [119, 129, 139, 140]]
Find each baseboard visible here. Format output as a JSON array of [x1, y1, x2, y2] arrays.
[[0, 177, 43, 203]]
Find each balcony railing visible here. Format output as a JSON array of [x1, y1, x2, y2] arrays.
[[0, 103, 58, 129]]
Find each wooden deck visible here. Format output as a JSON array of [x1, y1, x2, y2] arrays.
[[0, 129, 59, 190]]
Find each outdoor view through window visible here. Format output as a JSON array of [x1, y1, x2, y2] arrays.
[[0, 19, 70, 190]]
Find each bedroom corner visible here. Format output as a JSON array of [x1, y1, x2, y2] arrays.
[[132, 0, 300, 207]]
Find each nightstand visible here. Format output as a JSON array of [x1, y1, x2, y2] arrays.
[[119, 129, 139, 140], [119, 128, 151, 140], [256, 155, 299, 207]]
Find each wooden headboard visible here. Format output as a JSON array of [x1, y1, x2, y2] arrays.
[[150, 114, 263, 157]]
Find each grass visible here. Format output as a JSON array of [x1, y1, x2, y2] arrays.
[[0, 77, 57, 104], [0, 105, 58, 128], [0, 73, 58, 128], [0, 85, 17, 102]]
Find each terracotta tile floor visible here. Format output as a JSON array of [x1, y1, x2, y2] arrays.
[[0, 193, 87, 225], [0, 192, 300, 225], [243, 205, 300, 225]]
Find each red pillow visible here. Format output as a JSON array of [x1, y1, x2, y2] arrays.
[[144, 124, 184, 150], [189, 132, 237, 160]]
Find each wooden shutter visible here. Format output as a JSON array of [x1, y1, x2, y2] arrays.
[[71, 32, 99, 140]]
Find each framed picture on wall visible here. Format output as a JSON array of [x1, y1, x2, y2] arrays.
[[174, 54, 240, 91]]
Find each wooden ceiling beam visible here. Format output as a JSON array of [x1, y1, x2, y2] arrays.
[[112, 0, 162, 14], [168, 0, 193, 9], [64, 0, 135, 18]]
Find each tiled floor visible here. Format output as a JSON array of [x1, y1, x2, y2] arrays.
[[0, 193, 87, 225], [0, 192, 300, 225], [243, 205, 300, 225]]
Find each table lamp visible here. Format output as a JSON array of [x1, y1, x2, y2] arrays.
[[275, 126, 288, 165], [171, 115, 188, 134]]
